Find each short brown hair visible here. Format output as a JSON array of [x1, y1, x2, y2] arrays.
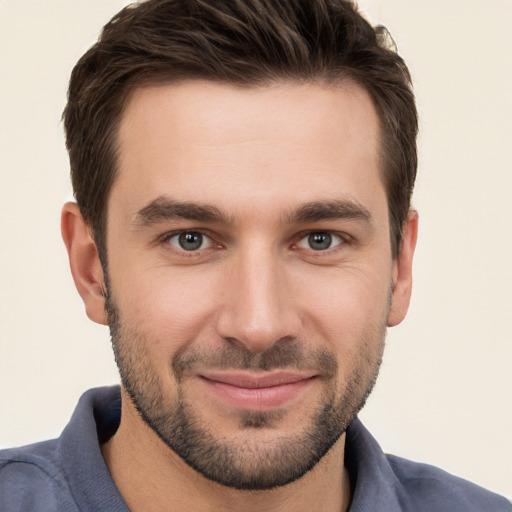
[[64, 0, 417, 260]]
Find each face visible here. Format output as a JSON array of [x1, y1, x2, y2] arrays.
[[99, 81, 410, 489]]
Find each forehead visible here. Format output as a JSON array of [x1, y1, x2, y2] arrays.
[[112, 80, 385, 225]]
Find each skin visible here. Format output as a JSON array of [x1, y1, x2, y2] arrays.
[[62, 80, 417, 511]]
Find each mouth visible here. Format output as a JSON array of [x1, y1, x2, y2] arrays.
[[198, 371, 318, 410]]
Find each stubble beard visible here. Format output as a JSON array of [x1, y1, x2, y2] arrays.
[[105, 289, 387, 491]]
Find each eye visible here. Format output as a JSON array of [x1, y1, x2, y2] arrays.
[[296, 232, 343, 251], [166, 231, 213, 251]]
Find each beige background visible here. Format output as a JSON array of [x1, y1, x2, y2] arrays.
[[1, 0, 511, 499]]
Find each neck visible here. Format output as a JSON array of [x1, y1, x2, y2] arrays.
[[101, 394, 352, 512]]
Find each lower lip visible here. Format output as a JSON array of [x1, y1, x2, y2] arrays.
[[200, 377, 315, 410]]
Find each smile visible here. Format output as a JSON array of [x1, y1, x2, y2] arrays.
[[198, 371, 318, 410]]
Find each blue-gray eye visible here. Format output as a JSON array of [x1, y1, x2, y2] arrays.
[[168, 231, 212, 251], [297, 232, 343, 251]]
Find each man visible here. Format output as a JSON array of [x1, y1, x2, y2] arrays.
[[0, 0, 509, 510]]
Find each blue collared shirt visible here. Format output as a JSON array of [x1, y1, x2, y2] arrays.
[[0, 386, 510, 511]]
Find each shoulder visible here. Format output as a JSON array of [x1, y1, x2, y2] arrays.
[[346, 419, 511, 511], [0, 441, 78, 512], [386, 454, 511, 512]]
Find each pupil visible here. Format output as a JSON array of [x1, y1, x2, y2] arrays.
[[309, 233, 331, 250], [179, 232, 202, 251]]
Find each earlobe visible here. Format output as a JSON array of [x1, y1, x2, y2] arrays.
[[387, 209, 418, 327], [61, 202, 108, 325]]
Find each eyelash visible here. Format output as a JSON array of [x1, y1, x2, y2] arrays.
[[159, 229, 219, 254], [158, 229, 352, 256], [294, 231, 348, 252]]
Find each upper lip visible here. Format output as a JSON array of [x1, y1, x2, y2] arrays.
[[199, 371, 317, 389]]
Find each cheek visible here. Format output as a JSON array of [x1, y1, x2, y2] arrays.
[[293, 264, 391, 346], [297, 270, 389, 395], [112, 265, 220, 351]]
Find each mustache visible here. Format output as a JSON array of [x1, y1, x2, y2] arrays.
[[172, 340, 338, 381]]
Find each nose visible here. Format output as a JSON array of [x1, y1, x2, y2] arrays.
[[215, 245, 301, 354]]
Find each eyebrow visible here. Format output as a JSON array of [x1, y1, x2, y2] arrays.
[[132, 196, 371, 228], [132, 196, 232, 226], [286, 200, 372, 225]]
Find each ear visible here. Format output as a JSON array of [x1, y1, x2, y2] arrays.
[[61, 202, 108, 325], [387, 209, 418, 327]]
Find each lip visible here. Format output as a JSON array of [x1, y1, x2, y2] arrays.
[[198, 371, 317, 410]]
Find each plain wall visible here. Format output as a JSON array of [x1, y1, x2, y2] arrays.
[[1, 0, 511, 498]]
